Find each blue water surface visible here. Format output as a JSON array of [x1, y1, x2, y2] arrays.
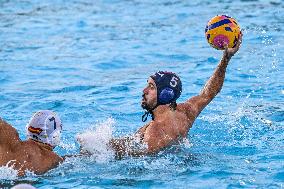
[[0, 0, 283, 188]]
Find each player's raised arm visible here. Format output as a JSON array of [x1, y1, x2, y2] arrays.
[[186, 32, 242, 118]]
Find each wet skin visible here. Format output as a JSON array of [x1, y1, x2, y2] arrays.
[[0, 119, 63, 176], [109, 33, 243, 157]]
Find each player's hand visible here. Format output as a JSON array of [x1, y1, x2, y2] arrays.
[[224, 31, 243, 59]]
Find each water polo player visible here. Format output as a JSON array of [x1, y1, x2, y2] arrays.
[[0, 110, 63, 176], [108, 33, 243, 157]]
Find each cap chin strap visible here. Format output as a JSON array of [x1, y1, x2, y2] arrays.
[[141, 100, 177, 122], [142, 110, 152, 122], [141, 104, 159, 122]]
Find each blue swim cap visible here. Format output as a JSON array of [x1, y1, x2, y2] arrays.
[[150, 71, 182, 105]]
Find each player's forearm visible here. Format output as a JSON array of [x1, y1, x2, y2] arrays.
[[200, 53, 231, 99]]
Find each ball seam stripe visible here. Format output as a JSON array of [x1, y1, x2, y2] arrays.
[[208, 19, 232, 31]]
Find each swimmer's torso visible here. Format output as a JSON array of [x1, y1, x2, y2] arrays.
[[0, 119, 62, 175], [136, 102, 195, 153]]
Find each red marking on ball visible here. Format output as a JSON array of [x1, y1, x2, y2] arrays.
[[213, 34, 229, 49]]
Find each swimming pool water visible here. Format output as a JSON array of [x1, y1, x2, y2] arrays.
[[0, 0, 283, 188]]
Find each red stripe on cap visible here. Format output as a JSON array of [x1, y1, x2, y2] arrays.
[[28, 126, 43, 134]]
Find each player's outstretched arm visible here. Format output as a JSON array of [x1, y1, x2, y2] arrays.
[[186, 32, 242, 118]]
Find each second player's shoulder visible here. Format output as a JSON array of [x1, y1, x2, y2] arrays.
[[177, 102, 197, 120], [143, 120, 165, 137], [21, 140, 57, 157]]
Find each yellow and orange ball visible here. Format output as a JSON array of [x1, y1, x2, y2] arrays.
[[205, 15, 241, 50]]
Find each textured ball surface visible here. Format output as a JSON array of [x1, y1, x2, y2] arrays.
[[205, 15, 241, 50]]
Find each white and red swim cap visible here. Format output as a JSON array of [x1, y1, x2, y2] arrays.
[[26, 110, 62, 147]]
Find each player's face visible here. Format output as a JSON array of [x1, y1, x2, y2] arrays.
[[141, 77, 157, 110]]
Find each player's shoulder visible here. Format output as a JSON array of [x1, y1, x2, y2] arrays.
[[0, 118, 21, 145], [144, 120, 164, 136], [21, 141, 62, 161], [0, 118, 9, 127], [177, 102, 196, 118], [177, 102, 193, 111]]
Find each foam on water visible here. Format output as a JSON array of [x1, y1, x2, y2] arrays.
[[76, 118, 115, 163], [0, 163, 18, 180]]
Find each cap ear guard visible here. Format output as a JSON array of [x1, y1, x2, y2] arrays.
[[48, 129, 61, 147], [44, 114, 62, 147], [159, 87, 175, 104]]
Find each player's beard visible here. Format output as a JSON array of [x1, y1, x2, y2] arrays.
[[141, 94, 151, 111]]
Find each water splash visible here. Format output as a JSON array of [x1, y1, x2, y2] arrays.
[[181, 138, 193, 149], [58, 139, 77, 151], [0, 164, 18, 180], [76, 118, 115, 163]]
